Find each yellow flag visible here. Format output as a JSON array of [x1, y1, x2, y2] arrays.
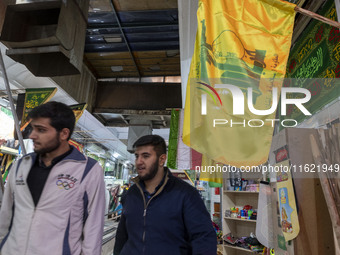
[[199, 155, 223, 187], [183, 0, 296, 167]]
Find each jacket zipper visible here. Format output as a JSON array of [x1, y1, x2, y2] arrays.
[[23, 157, 36, 255], [20, 155, 84, 254], [143, 208, 146, 241], [24, 207, 36, 255], [142, 208, 146, 255], [138, 188, 156, 255], [135, 172, 169, 255], [142, 198, 154, 255], [24, 156, 65, 254]]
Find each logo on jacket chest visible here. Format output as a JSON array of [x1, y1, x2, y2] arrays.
[[56, 174, 78, 190], [15, 175, 25, 185]]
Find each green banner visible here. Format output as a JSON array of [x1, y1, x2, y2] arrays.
[[282, 0, 340, 124], [184, 170, 196, 185], [86, 153, 105, 168], [167, 109, 180, 169], [21, 87, 57, 130], [69, 103, 87, 123]]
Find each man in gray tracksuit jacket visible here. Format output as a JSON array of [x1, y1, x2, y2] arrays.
[[0, 102, 105, 255]]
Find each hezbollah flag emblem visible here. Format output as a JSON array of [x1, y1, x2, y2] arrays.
[[183, 0, 296, 167]]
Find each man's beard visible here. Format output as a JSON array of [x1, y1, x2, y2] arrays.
[[34, 135, 61, 155], [139, 158, 159, 181]]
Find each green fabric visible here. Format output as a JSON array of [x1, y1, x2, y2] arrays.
[[184, 170, 196, 185], [0, 106, 13, 117], [208, 181, 223, 188], [277, 235, 287, 250], [281, 0, 340, 125], [87, 153, 99, 161], [167, 109, 180, 169], [2, 169, 9, 183]]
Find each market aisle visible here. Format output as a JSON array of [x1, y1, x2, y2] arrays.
[[101, 218, 119, 255]]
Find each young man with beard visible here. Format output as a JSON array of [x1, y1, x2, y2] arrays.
[[0, 101, 105, 255], [114, 135, 217, 255]]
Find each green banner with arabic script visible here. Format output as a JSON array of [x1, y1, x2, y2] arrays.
[[69, 103, 87, 123], [282, 0, 340, 124], [21, 88, 57, 130]]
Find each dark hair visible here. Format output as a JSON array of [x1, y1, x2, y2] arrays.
[[28, 101, 75, 140], [133, 135, 166, 157]]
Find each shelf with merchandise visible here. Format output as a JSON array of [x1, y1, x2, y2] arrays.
[[224, 244, 261, 254], [222, 171, 262, 255], [224, 217, 256, 223], [223, 190, 259, 194]]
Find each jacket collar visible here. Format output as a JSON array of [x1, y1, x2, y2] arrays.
[[63, 146, 86, 161], [133, 167, 171, 205]]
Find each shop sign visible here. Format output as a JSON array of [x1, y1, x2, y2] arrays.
[[172, 172, 189, 181]]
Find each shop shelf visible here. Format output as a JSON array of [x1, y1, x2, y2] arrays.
[[224, 217, 257, 223], [223, 190, 259, 194], [222, 172, 262, 255], [224, 244, 260, 253]]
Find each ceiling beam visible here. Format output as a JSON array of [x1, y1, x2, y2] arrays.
[[93, 109, 172, 115], [85, 41, 179, 52], [87, 23, 178, 30], [103, 122, 166, 128]]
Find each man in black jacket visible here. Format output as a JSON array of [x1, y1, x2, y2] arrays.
[[114, 135, 217, 255]]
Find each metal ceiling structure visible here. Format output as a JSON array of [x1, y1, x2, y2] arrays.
[[83, 0, 181, 137], [85, 8, 180, 78]]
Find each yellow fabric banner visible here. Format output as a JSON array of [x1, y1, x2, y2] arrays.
[[183, 0, 296, 167], [199, 154, 223, 187]]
